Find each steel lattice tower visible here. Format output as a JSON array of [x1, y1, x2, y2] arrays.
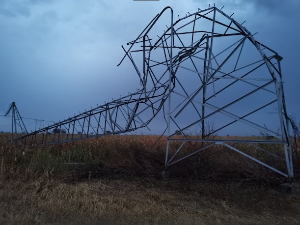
[[5, 102, 28, 140], [15, 6, 294, 179]]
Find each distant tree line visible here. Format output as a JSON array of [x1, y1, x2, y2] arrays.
[[52, 128, 66, 134]]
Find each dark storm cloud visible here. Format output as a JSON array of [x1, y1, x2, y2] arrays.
[[0, 1, 31, 18], [245, 0, 300, 17], [0, 8, 15, 18], [0, 0, 299, 134], [196, 0, 300, 18], [31, 10, 59, 35]]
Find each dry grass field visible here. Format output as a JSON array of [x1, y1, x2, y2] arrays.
[[0, 133, 300, 225]]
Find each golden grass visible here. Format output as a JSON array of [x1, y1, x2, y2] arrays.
[[0, 133, 300, 224], [1, 176, 300, 225]]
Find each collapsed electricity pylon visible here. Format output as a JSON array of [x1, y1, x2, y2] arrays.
[[5, 102, 28, 140], [15, 6, 293, 179]]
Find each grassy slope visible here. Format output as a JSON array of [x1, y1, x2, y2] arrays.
[[0, 133, 300, 224]]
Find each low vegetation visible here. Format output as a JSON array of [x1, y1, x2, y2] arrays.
[[0, 133, 300, 224]]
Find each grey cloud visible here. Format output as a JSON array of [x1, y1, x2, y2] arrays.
[[29, 10, 59, 35], [14, 3, 31, 17], [246, 0, 300, 16], [227, 0, 300, 17], [0, 1, 31, 18], [0, 8, 16, 18], [28, 0, 53, 4], [195, 0, 300, 17]]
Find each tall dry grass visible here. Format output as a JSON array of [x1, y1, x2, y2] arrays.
[[0, 133, 299, 182], [1, 133, 300, 224]]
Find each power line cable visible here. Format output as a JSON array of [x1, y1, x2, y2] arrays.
[[0, 114, 55, 123]]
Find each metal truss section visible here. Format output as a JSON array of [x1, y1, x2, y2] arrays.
[[16, 88, 168, 145], [16, 6, 294, 179]]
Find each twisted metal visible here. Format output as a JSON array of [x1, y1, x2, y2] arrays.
[[15, 6, 294, 179]]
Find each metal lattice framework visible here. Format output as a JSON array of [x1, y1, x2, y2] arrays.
[[15, 6, 293, 179], [5, 102, 28, 140]]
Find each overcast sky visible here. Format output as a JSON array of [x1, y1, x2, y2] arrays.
[[0, 0, 299, 134]]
